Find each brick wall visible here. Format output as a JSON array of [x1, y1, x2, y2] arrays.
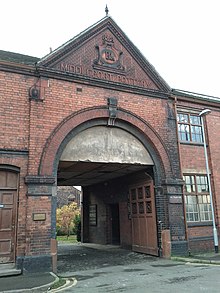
[[180, 144, 206, 172], [176, 98, 220, 252], [207, 112, 220, 219], [0, 67, 185, 261], [0, 71, 30, 150], [31, 79, 174, 176]]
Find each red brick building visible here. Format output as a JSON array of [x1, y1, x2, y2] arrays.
[[57, 186, 81, 208], [0, 15, 219, 273]]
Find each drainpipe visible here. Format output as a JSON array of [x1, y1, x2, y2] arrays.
[[173, 96, 188, 243]]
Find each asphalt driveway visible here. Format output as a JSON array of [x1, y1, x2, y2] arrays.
[[57, 243, 157, 273], [57, 243, 220, 293]]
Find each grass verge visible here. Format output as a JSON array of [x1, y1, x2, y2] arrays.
[[48, 277, 66, 290], [57, 235, 78, 243]]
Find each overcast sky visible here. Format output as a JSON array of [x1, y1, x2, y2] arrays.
[[1, 0, 219, 97]]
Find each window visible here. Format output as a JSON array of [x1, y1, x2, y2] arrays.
[[177, 113, 203, 143], [184, 175, 212, 222]]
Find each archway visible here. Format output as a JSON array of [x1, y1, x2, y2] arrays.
[[39, 107, 171, 178], [38, 107, 182, 271], [57, 125, 157, 254]]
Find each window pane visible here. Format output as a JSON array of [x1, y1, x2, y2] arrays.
[[185, 195, 199, 222], [184, 175, 195, 192], [184, 175, 211, 222], [190, 115, 201, 125], [188, 196, 197, 204], [145, 186, 151, 198], [146, 201, 152, 213], [197, 176, 208, 192], [178, 113, 203, 143], [199, 196, 212, 221], [178, 124, 190, 141], [178, 113, 189, 123], [132, 203, 137, 214], [131, 189, 136, 200], [138, 202, 144, 214], [194, 213, 199, 221], [191, 126, 203, 143], [138, 187, 143, 199]]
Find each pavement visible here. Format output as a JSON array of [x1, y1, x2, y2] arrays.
[[1, 243, 220, 293], [0, 272, 58, 293], [171, 251, 220, 265]]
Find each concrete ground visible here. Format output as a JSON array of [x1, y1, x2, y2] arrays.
[[57, 243, 220, 293], [0, 272, 56, 292], [57, 243, 157, 273], [1, 243, 220, 292]]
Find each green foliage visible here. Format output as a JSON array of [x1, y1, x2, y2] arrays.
[[73, 214, 81, 241], [48, 277, 66, 290], [73, 214, 80, 234], [56, 226, 66, 236], [56, 202, 80, 238]]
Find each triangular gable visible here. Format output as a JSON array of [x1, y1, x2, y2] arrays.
[[38, 16, 170, 92]]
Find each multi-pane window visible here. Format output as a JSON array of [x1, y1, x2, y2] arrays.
[[177, 113, 203, 143], [184, 175, 212, 222]]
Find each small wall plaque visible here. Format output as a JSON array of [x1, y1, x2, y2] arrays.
[[169, 195, 182, 204], [89, 204, 97, 226], [33, 213, 46, 221]]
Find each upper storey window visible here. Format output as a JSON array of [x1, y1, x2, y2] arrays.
[[177, 113, 203, 143], [184, 175, 212, 222]]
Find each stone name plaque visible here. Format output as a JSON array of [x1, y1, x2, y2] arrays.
[[33, 213, 46, 221], [169, 195, 182, 204]]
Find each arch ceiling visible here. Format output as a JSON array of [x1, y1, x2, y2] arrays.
[[58, 126, 154, 186]]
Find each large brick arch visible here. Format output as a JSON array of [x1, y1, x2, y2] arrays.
[[39, 106, 172, 179]]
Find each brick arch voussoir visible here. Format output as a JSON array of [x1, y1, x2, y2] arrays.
[[39, 107, 108, 175], [39, 107, 172, 177]]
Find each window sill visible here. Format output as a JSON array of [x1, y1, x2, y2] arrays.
[[187, 221, 212, 227], [180, 141, 205, 147]]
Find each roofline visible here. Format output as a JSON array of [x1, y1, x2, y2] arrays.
[[37, 16, 170, 92], [38, 16, 109, 64], [106, 17, 171, 92], [172, 88, 220, 104], [0, 58, 219, 106], [0, 49, 39, 66], [0, 60, 36, 76], [0, 59, 170, 99]]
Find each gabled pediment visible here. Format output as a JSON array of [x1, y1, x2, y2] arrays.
[[38, 16, 170, 92]]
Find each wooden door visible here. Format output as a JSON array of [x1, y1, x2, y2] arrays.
[[129, 181, 158, 256], [0, 171, 18, 263]]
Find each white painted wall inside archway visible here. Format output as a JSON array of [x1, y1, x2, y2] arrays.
[[60, 126, 154, 165]]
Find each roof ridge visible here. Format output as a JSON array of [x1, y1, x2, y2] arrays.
[[38, 16, 110, 64]]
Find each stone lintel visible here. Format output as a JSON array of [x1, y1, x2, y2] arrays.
[[25, 175, 56, 196], [25, 175, 56, 185]]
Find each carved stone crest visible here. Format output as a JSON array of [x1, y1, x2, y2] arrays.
[[94, 34, 124, 71]]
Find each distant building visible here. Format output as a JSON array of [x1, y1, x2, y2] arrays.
[[57, 186, 81, 208]]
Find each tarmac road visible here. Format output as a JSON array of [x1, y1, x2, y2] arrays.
[[57, 243, 220, 293]]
